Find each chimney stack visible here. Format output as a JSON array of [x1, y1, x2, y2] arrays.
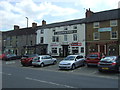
[[42, 20, 46, 25], [85, 8, 94, 18], [32, 22, 37, 28], [14, 25, 19, 30]]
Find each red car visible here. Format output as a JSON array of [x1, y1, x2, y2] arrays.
[[21, 54, 39, 66], [0, 54, 7, 60], [86, 52, 103, 67]]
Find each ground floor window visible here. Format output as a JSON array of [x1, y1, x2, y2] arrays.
[[72, 47, 79, 54], [81, 47, 84, 53], [52, 48, 57, 54]]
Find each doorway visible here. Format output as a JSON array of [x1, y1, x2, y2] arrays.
[[62, 45, 69, 57], [100, 45, 105, 54]]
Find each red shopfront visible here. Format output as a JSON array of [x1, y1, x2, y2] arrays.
[[87, 41, 118, 56]]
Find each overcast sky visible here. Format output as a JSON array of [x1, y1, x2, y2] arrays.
[[0, 0, 119, 31]]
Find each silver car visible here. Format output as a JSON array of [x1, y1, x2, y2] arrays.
[[32, 55, 57, 67], [59, 55, 85, 70]]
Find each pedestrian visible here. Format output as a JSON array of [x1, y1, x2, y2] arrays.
[[102, 53, 105, 58]]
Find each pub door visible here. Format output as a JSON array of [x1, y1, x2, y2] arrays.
[[62, 45, 69, 57]]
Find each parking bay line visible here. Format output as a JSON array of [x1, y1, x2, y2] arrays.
[[25, 77, 76, 88], [0, 72, 12, 76], [21, 67, 118, 80], [6, 61, 15, 64]]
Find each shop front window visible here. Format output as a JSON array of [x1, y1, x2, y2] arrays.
[[72, 47, 79, 54], [52, 48, 57, 54], [81, 47, 84, 53]]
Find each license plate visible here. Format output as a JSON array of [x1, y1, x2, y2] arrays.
[[90, 58, 95, 60], [102, 67, 109, 70]]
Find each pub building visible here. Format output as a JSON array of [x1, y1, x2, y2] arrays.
[[36, 19, 86, 57]]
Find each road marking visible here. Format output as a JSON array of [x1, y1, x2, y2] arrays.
[[21, 66, 118, 79], [7, 73, 12, 75], [6, 61, 15, 64], [25, 77, 76, 88], [0, 72, 12, 76]]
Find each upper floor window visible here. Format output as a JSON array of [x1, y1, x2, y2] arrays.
[[41, 29, 44, 34], [64, 35, 67, 41], [73, 34, 77, 41], [93, 22, 99, 28], [93, 32, 100, 40], [73, 26, 77, 29], [111, 31, 118, 39], [64, 27, 68, 30], [30, 41, 33, 46], [52, 36, 59, 42], [40, 37, 44, 43], [110, 20, 117, 26]]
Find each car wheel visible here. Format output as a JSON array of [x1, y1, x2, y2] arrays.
[[29, 61, 32, 66], [98, 69, 103, 72], [22, 64, 26, 66], [115, 66, 120, 73], [71, 64, 75, 70], [82, 62, 86, 66], [87, 64, 90, 67], [118, 66, 120, 73], [41, 63, 44, 67], [53, 61, 57, 65]]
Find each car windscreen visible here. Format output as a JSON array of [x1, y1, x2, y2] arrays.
[[64, 56, 75, 61], [24, 54, 38, 58], [88, 54, 98, 58], [33, 57, 40, 60], [100, 56, 117, 61]]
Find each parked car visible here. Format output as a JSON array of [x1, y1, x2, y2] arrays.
[[98, 56, 120, 73], [3, 54, 21, 61], [59, 55, 85, 70], [32, 55, 57, 67], [0, 54, 7, 60], [21, 54, 39, 66], [85, 52, 103, 67]]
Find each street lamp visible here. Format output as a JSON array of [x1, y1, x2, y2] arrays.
[[25, 17, 28, 28]]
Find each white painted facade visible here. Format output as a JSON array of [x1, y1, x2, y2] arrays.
[[36, 23, 86, 57]]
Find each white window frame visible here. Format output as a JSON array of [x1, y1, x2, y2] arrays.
[[73, 34, 77, 41], [93, 22, 99, 28], [93, 32, 100, 40], [73, 25, 77, 29], [64, 35, 67, 41], [64, 26, 68, 30], [41, 29, 44, 34], [110, 20, 118, 27], [111, 31, 118, 39], [52, 36, 59, 42]]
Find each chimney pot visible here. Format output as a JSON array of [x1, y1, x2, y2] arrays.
[[42, 20, 46, 25], [32, 22, 37, 28], [14, 25, 19, 30], [85, 8, 94, 18]]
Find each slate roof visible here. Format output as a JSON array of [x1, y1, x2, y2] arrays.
[[37, 18, 86, 29], [85, 8, 120, 23], [2, 27, 37, 36]]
